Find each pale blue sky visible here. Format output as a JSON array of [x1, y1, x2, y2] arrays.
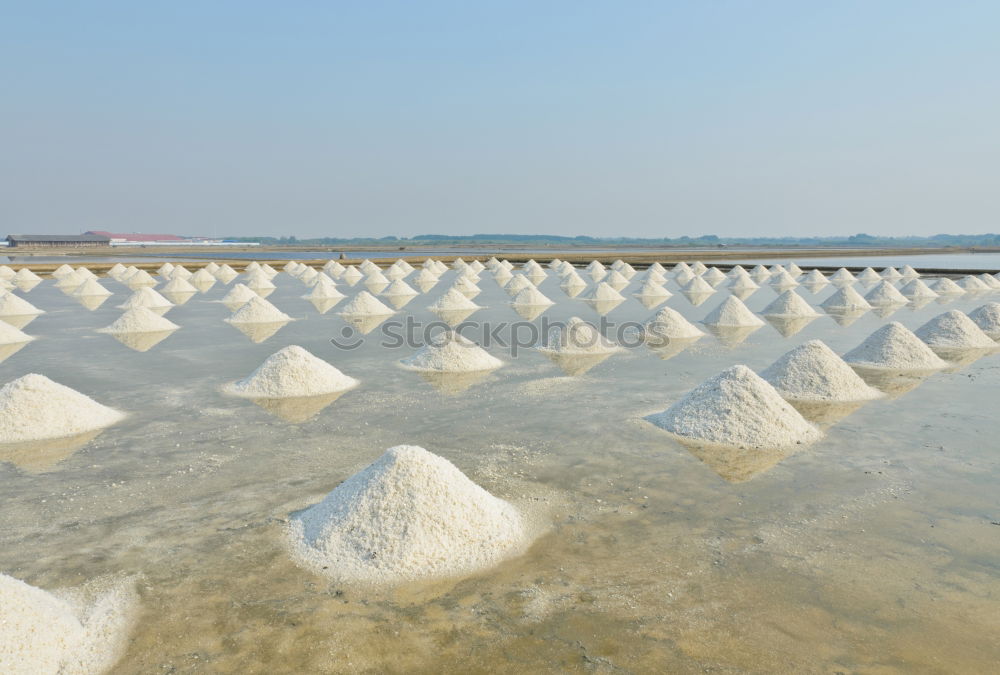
[[2, 1, 998, 239]]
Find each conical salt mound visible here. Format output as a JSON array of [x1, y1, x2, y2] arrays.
[[225, 345, 358, 399], [287, 445, 529, 584], [0, 374, 126, 443], [511, 286, 554, 306], [646, 365, 821, 449], [969, 303, 1000, 340], [761, 290, 820, 318], [703, 296, 764, 327], [914, 310, 996, 350], [977, 273, 1000, 289], [865, 280, 908, 306], [820, 286, 872, 311], [881, 267, 903, 280], [682, 276, 714, 294], [304, 275, 344, 300], [843, 322, 947, 371], [226, 296, 292, 324], [830, 268, 856, 283], [957, 275, 988, 292], [802, 269, 827, 285], [382, 279, 418, 297], [51, 263, 76, 278], [899, 279, 938, 299], [98, 307, 179, 334], [0, 320, 33, 346], [504, 274, 534, 297], [539, 317, 620, 355], [118, 287, 173, 313], [338, 291, 394, 316], [161, 276, 198, 294], [401, 331, 503, 373], [71, 277, 112, 297], [214, 264, 239, 283], [770, 269, 800, 289], [581, 281, 624, 303], [634, 279, 672, 300], [761, 340, 883, 402], [0, 292, 44, 318], [428, 288, 480, 312], [858, 268, 881, 284], [931, 277, 965, 295], [55, 270, 84, 289], [13, 268, 42, 283], [603, 269, 629, 291], [221, 283, 257, 307], [702, 267, 727, 286], [126, 269, 157, 289], [641, 307, 704, 342]]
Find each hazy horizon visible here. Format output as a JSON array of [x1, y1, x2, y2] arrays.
[[3, 1, 998, 239]]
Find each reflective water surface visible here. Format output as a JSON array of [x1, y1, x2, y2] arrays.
[[1, 265, 998, 673]]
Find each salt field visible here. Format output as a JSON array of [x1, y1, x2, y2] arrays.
[[2, 258, 1000, 672]]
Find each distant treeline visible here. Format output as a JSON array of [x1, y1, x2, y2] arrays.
[[223, 232, 1000, 248]]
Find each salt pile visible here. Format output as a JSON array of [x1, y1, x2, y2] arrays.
[[382, 279, 418, 297], [802, 269, 828, 286], [287, 445, 528, 584], [504, 274, 534, 297], [634, 279, 672, 301], [539, 317, 621, 355], [401, 331, 503, 372], [829, 268, 856, 283], [428, 288, 481, 312], [931, 277, 965, 295], [0, 374, 125, 443], [750, 264, 771, 282], [641, 306, 704, 342], [98, 307, 180, 335], [170, 265, 193, 279], [511, 286, 555, 307], [126, 269, 157, 289], [702, 267, 727, 286], [338, 291, 394, 316], [761, 290, 820, 318], [0, 573, 137, 675], [646, 365, 821, 449], [214, 264, 239, 283], [957, 275, 989, 292], [702, 296, 764, 327], [55, 271, 85, 289], [913, 310, 997, 350], [118, 287, 173, 313], [682, 276, 714, 294], [14, 268, 42, 283], [968, 303, 1000, 339], [820, 286, 872, 312], [864, 280, 909, 306], [770, 269, 800, 289], [0, 292, 44, 319], [899, 279, 939, 299], [674, 268, 695, 285], [858, 267, 881, 284], [727, 271, 760, 292], [162, 276, 198, 294], [71, 278, 113, 297], [226, 296, 292, 324], [0, 320, 33, 346], [977, 273, 1000, 289], [901, 265, 920, 278], [157, 262, 175, 277], [761, 340, 883, 402], [224, 345, 358, 399], [451, 275, 481, 298], [304, 275, 344, 300], [843, 322, 947, 371], [0, 266, 19, 280], [881, 267, 903, 280], [603, 269, 629, 291], [190, 268, 217, 290], [243, 270, 276, 292], [221, 283, 258, 307], [364, 269, 390, 293], [586, 260, 606, 281]]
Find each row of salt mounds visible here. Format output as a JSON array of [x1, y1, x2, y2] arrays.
[[703, 296, 764, 327], [646, 365, 822, 449], [761, 340, 883, 402], [400, 331, 503, 372], [226, 296, 292, 324], [761, 290, 820, 318], [914, 310, 997, 351], [97, 307, 180, 335], [0, 374, 125, 444], [969, 303, 1000, 339], [286, 444, 531, 584], [0, 573, 138, 675], [537, 317, 622, 355], [843, 322, 947, 372], [224, 345, 359, 398]]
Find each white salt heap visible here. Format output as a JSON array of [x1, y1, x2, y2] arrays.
[[162, 277, 197, 295], [702, 267, 727, 286], [642, 306, 704, 341], [0, 320, 33, 346], [702, 296, 764, 327], [225, 345, 358, 398], [647, 365, 821, 449], [604, 269, 629, 290], [761, 290, 820, 318], [901, 265, 920, 278], [761, 340, 883, 402], [339, 291, 394, 316], [118, 287, 174, 312], [770, 269, 800, 289], [581, 281, 624, 303], [0, 374, 125, 443], [913, 310, 997, 350], [865, 280, 909, 306], [125, 269, 157, 289], [977, 273, 1000, 289], [382, 279, 418, 297], [56, 271, 85, 289], [899, 279, 939, 299], [304, 275, 344, 300], [0, 573, 137, 675], [428, 288, 481, 312], [400, 331, 502, 372], [968, 303, 1000, 340], [511, 286, 555, 307], [830, 268, 856, 283], [931, 277, 965, 295], [0, 292, 44, 318], [539, 317, 621, 355], [98, 307, 179, 334], [843, 322, 947, 371], [287, 445, 529, 584], [858, 268, 881, 284], [881, 267, 903, 280], [682, 276, 714, 294], [820, 286, 872, 312], [634, 279, 672, 300], [221, 283, 258, 307], [14, 268, 42, 283], [802, 269, 828, 285], [957, 275, 989, 292], [71, 278, 112, 297], [226, 296, 292, 324], [504, 274, 534, 296]]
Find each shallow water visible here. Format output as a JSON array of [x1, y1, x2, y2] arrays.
[[1, 265, 999, 673]]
